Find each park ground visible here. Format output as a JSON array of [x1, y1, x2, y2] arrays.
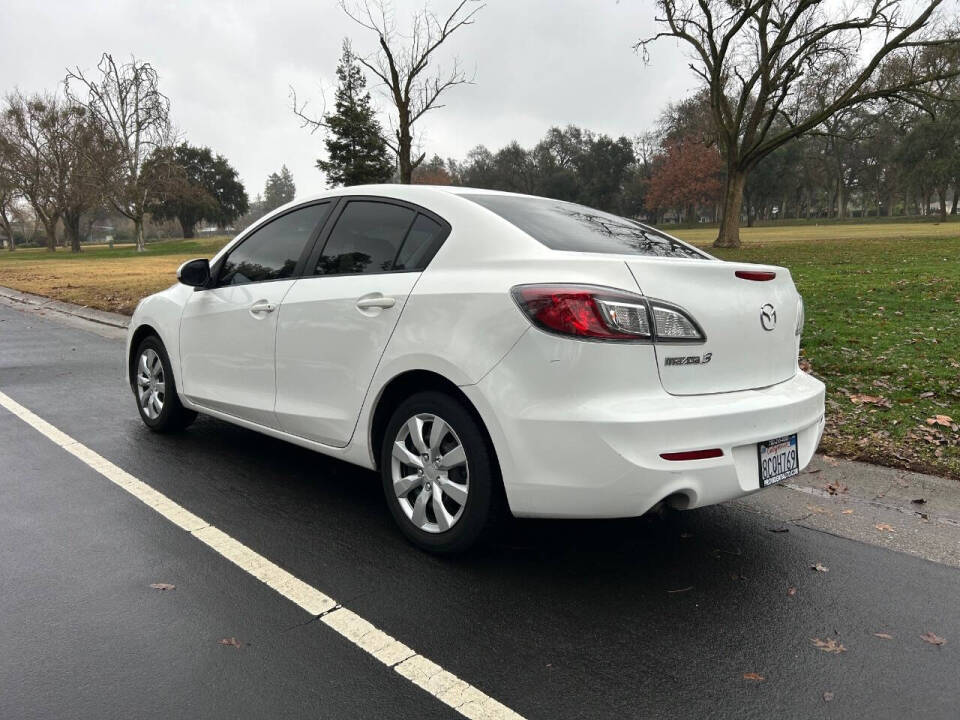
[[0, 221, 957, 480]]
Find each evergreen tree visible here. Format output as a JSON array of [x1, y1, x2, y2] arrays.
[[317, 40, 394, 187], [264, 165, 296, 212]]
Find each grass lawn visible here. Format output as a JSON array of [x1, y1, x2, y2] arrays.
[[0, 222, 957, 478]]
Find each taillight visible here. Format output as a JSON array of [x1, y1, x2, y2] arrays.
[[736, 270, 776, 281], [511, 284, 704, 342]]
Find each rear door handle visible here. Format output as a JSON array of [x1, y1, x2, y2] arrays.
[[356, 296, 396, 310], [250, 300, 276, 315]]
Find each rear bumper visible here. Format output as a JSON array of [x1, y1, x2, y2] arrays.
[[463, 360, 826, 519]]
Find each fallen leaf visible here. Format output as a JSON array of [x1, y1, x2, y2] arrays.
[[911, 498, 926, 505], [920, 631, 946, 646], [926, 415, 954, 427], [787, 586, 797, 596], [919, 391, 935, 398], [823, 691, 835, 702], [807, 504, 831, 515], [807, 467, 822, 474], [667, 585, 693, 594], [811, 637, 846, 654], [824, 481, 848, 495], [219, 637, 242, 649], [743, 672, 765, 682], [149, 583, 176, 591], [822, 455, 841, 467], [767, 527, 790, 533], [875, 523, 896, 533], [849, 394, 892, 408], [841, 509, 854, 515], [811, 563, 829, 573], [874, 633, 894, 640]]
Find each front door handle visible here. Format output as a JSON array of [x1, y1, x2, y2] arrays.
[[356, 295, 396, 310], [250, 300, 276, 315]]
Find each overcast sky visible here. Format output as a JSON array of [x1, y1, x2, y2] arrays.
[[0, 0, 698, 197]]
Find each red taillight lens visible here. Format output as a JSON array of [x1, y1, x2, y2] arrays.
[[511, 285, 650, 340], [735, 270, 776, 281], [660, 448, 724, 461]]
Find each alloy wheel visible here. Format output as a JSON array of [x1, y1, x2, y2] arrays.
[[136, 348, 165, 420], [391, 413, 469, 533]]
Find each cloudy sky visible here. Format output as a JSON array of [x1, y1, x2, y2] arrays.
[[0, 0, 698, 197]]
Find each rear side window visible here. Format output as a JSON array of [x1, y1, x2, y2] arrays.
[[393, 214, 446, 271], [219, 203, 331, 286], [464, 194, 708, 259], [315, 201, 416, 275]]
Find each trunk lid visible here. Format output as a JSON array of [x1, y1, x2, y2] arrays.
[[627, 258, 800, 395]]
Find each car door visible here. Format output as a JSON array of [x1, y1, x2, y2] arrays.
[[179, 202, 333, 427], [274, 198, 449, 447]]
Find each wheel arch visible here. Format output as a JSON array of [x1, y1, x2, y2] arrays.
[[128, 323, 161, 389], [369, 370, 501, 481]]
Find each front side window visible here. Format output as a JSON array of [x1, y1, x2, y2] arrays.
[[463, 194, 709, 259], [218, 202, 331, 286], [315, 201, 416, 276]]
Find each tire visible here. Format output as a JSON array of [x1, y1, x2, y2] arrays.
[[380, 391, 501, 554], [132, 335, 197, 433]]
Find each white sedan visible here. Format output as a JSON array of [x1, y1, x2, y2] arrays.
[[127, 185, 825, 553]]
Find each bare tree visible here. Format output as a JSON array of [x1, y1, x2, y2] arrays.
[[0, 115, 18, 251], [65, 53, 173, 251], [1, 92, 66, 251], [638, 0, 960, 247], [296, 0, 483, 183]]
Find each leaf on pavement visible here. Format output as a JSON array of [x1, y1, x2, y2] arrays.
[[920, 631, 946, 647], [823, 691, 835, 702], [875, 523, 896, 533], [841, 509, 854, 515], [811, 637, 846, 654], [873, 633, 894, 640], [787, 586, 797, 596], [824, 481, 848, 495], [767, 526, 790, 533], [667, 585, 694, 594], [811, 563, 829, 573], [743, 672, 765, 682], [149, 583, 176, 591], [219, 637, 243, 649]]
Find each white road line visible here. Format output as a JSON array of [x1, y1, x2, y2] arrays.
[[0, 390, 525, 720]]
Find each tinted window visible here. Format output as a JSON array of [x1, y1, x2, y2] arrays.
[[394, 214, 446, 271], [464, 194, 708, 259], [315, 201, 416, 275], [219, 203, 330, 286]]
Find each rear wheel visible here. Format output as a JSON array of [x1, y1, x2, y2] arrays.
[[380, 391, 500, 554], [133, 336, 197, 432]]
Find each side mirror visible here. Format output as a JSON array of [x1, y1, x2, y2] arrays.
[[177, 258, 211, 288]]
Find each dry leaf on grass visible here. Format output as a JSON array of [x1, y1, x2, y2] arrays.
[[149, 583, 175, 591], [926, 415, 954, 427], [811, 637, 846, 654], [219, 637, 243, 649], [920, 631, 946, 646], [874, 633, 894, 640], [849, 394, 892, 408], [811, 563, 829, 573], [743, 672, 765, 682]]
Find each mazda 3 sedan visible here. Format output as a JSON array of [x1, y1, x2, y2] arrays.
[[127, 185, 826, 553]]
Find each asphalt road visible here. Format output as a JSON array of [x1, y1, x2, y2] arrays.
[[1, 299, 958, 719]]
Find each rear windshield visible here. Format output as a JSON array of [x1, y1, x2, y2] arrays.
[[464, 194, 709, 259]]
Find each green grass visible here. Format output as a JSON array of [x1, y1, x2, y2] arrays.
[[673, 230, 960, 479], [1, 224, 957, 478]]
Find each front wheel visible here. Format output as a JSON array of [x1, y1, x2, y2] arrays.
[[380, 391, 501, 554], [133, 336, 197, 432]]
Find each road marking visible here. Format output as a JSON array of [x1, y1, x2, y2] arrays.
[[0, 390, 525, 720]]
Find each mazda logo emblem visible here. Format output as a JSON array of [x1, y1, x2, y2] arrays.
[[760, 303, 777, 331]]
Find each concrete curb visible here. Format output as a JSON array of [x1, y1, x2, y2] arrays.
[[0, 286, 130, 329]]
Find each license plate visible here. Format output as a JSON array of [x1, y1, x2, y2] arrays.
[[757, 434, 799, 487]]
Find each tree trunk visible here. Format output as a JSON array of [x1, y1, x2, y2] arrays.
[[714, 168, 746, 248], [397, 113, 413, 184], [44, 219, 57, 252], [180, 218, 196, 239], [0, 215, 12, 251], [135, 217, 146, 252], [951, 188, 958, 216], [938, 188, 948, 222], [837, 182, 846, 220], [64, 210, 83, 253]]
